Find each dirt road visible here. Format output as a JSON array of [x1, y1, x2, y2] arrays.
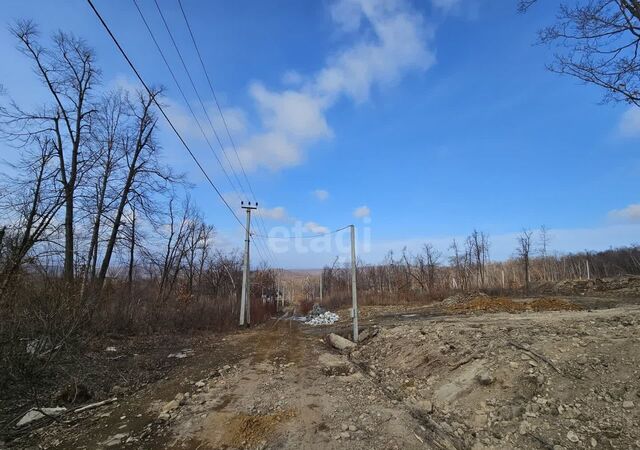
[[8, 297, 640, 449]]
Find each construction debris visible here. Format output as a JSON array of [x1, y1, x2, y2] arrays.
[[305, 311, 339, 325], [16, 407, 67, 428]]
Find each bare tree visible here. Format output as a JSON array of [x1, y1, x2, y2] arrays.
[[0, 137, 64, 295], [96, 89, 162, 291], [522, 0, 640, 106], [3, 22, 99, 282], [517, 229, 534, 294], [423, 243, 442, 294], [83, 92, 126, 285], [449, 238, 467, 291], [538, 225, 552, 281], [467, 230, 490, 288]]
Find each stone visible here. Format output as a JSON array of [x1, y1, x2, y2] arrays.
[[161, 400, 180, 413], [16, 407, 67, 427], [416, 400, 433, 414], [348, 425, 357, 432], [519, 421, 529, 435], [567, 431, 579, 443], [319, 353, 352, 376], [476, 371, 494, 386], [623, 400, 634, 409], [195, 380, 206, 388], [102, 433, 128, 447], [327, 333, 357, 351]]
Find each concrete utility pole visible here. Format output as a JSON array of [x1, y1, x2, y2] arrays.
[[586, 260, 590, 280], [350, 224, 359, 342], [239, 201, 257, 327]]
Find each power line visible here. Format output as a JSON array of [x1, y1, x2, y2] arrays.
[[132, 0, 271, 268], [132, 0, 243, 201], [167, 0, 278, 267], [252, 225, 352, 239], [175, 0, 279, 266], [130, 0, 270, 266], [151, 0, 246, 198], [86, 0, 245, 230], [177, 0, 257, 204], [138, 0, 275, 267]]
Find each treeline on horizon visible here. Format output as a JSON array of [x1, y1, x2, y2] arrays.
[[313, 229, 640, 307]]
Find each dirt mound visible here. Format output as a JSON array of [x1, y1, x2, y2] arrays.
[[449, 297, 582, 314], [441, 292, 490, 306], [536, 275, 640, 297]]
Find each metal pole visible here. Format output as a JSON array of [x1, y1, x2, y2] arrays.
[[350, 224, 359, 342], [239, 202, 256, 326], [320, 272, 323, 304]]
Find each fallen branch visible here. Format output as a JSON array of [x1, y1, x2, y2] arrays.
[[74, 397, 118, 413], [449, 353, 479, 371], [508, 341, 561, 374]]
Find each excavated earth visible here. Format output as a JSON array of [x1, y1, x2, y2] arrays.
[[3, 294, 640, 449]]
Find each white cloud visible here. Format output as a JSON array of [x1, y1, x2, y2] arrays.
[[353, 205, 371, 218], [617, 107, 640, 138], [304, 221, 330, 233], [608, 203, 640, 223], [109, 75, 140, 96], [141, 0, 434, 176], [256, 206, 289, 222], [313, 189, 329, 201], [234, 0, 434, 172], [319, 0, 434, 103], [250, 84, 332, 142]]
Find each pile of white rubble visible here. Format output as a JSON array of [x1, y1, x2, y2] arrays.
[[305, 311, 340, 326]]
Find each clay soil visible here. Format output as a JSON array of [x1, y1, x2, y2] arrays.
[[2, 292, 640, 450]]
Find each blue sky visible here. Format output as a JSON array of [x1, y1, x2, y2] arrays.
[[1, 0, 639, 268]]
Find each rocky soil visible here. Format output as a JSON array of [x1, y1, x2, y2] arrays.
[[351, 305, 640, 449], [2, 295, 640, 449], [536, 275, 640, 298]]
